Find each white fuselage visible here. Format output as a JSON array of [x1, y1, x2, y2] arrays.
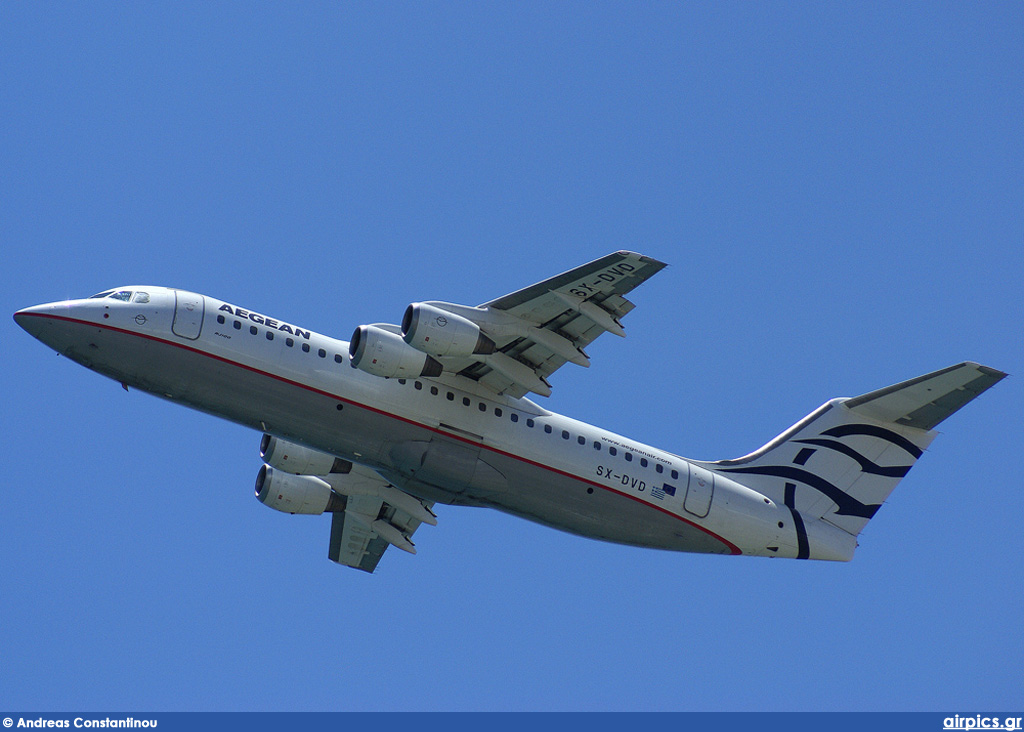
[[15, 287, 809, 560]]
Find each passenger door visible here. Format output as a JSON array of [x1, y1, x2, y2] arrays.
[[684, 464, 715, 518], [172, 290, 204, 340]]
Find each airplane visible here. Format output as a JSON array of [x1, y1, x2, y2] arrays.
[[14, 251, 1006, 572]]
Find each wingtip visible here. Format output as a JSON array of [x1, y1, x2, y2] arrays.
[[613, 250, 669, 269], [973, 363, 1009, 380]]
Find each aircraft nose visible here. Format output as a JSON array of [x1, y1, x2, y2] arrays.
[[14, 301, 73, 343], [14, 304, 48, 334]]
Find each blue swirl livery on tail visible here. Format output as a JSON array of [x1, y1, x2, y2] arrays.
[[703, 362, 1006, 559]]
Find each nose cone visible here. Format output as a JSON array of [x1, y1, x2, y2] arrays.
[[14, 303, 53, 337], [14, 301, 77, 349]]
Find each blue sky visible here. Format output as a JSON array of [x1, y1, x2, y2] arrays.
[[2, 2, 1021, 712]]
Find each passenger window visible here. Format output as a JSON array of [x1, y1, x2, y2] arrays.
[[286, 338, 294, 347], [609, 447, 617, 456], [544, 425, 552, 434], [510, 413, 519, 423], [266, 331, 273, 340], [250, 325, 258, 335], [430, 386, 438, 395], [302, 343, 310, 353], [671, 469, 679, 480], [335, 354, 343, 363], [478, 402, 486, 412], [561, 430, 570, 440], [462, 397, 471, 406], [640, 458, 648, 468], [318, 348, 326, 358], [527, 419, 535, 428], [593, 441, 601, 450], [577, 436, 585, 445], [625, 453, 633, 462], [446, 392, 455, 401], [414, 381, 423, 390], [656, 464, 663, 474], [233, 321, 241, 330], [494, 407, 502, 417], [217, 315, 225, 324]]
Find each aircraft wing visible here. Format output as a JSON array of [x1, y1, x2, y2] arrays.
[[327, 487, 434, 573], [454, 251, 667, 398], [329, 506, 390, 573]]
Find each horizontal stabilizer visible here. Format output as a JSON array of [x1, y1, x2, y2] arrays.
[[711, 362, 1006, 539], [845, 362, 1007, 431]]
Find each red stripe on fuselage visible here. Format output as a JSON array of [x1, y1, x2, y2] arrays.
[[19, 310, 742, 554]]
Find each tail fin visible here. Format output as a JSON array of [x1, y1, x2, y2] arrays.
[[708, 362, 1006, 538]]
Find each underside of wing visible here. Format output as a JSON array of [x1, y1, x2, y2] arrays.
[[329, 503, 392, 573], [348, 251, 667, 399], [424, 251, 667, 398], [325, 467, 436, 573]]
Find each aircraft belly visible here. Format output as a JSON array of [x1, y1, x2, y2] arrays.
[[464, 454, 733, 554], [44, 319, 190, 394], [54, 321, 731, 555], [50, 323, 397, 468]]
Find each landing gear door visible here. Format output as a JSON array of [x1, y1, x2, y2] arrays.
[[172, 290, 204, 340], [684, 464, 715, 518]]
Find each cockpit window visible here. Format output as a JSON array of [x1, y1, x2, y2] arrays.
[[133, 292, 150, 303], [109, 291, 132, 302], [90, 290, 115, 299]]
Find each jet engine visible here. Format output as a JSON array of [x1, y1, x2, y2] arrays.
[[402, 302, 495, 358], [260, 434, 351, 476], [255, 464, 345, 515], [349, 325, 443, 379]]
